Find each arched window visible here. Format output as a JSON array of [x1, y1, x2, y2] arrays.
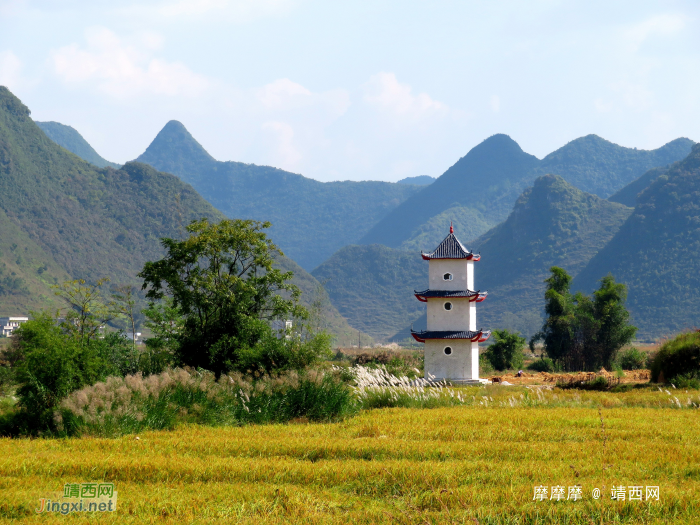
[[444, 346, 453, 355], [444, 302, 453, 311], [443, 273, 453, 281]]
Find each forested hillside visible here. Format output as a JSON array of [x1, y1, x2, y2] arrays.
[[311, 245, 427, 341], [573, 144, 700, 339], [135, 121, 421, 270], [319, 176, 631, 341], [475, 175, 632, 337], [539, 135, 693, 198], [607, 166, 669, 207], [36, 121, 119, 169], [0, 88, 368, 344], [360, 134, 692, 252]]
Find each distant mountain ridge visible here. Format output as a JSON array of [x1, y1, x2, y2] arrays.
[[135, 121, 422, 271], [318, 175, 632, 341], [360, 134, 694, 252], [398, 175, 435, 185], [36, 121, 119, 169], [0, 87, 369, 344], [574, 143, 700, 339]]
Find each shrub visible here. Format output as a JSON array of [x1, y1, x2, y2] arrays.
[[618, 347, 647, 370], [527, 357, 557, 373], [650, 331, 700, 383], [484, 330, 525, 371], [233, 330, 333, 375], [479, 353, 494, 375], [12, 314, 105, 426], [670, 372, 700, 390]]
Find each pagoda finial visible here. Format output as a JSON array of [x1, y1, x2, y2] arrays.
[[450, 221, 453, 234]]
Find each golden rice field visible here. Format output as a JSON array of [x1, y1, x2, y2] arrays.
[[2, 386, 700, 524]]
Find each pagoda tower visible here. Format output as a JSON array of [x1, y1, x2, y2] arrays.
[[411, 224, 491, 383]]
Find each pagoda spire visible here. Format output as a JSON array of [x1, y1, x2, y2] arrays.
[[450, 221, 453, 234]]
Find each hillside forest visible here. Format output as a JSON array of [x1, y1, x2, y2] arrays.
[[2, 84, 698, 345]]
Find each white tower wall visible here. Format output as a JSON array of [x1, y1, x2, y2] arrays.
[[428, 260, 474, 290], [427, 299, 471, 331], [424, 340, 479, 381]]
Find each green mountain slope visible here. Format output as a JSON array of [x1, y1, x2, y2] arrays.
[[359, 135, 693, 252], [0, 207, 70, 315], [311, 245, 426, 341], [475, 175, 632, 337], [135, 121, 421, 271], [607, 166, 669, 207], [316, 176, 632, 342], [538, 135, 693, 198], [398, 175, 435, 185], [573, 144, 700, 339], [0, 87, 367, 343], [359, 134, 540, 249], [36, 121, 119, 169]]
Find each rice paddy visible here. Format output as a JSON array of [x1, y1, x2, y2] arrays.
[[2, 384, 700, 524]]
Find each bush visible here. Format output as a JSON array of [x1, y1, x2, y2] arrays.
[[484, 330, 525, 371], [479, 353, 494, 375], [527, 357, 557, 373], [670, 372, 700, 390], [12, 314, 105, 426], [618, 347, 647, 370], [650, 331, 700, 383], [233, 330, 333, 375]]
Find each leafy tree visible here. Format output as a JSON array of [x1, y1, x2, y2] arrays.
[[530, 267, 576, 364], [485, 329, 526, 371], [139, 218, 307, 376], [12, 313, 104, 421], [112, 285, 139, 351], [52, 278, 115, 345], [533, 267, 636, 371]]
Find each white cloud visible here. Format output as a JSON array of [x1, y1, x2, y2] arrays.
[[261, 120, 302, 168], [50, 27, 208, 98], [363, 72, 446, 119], [0, 51, 22, 89], [622, 13, 687, 52], [256, 78, 311, 110]]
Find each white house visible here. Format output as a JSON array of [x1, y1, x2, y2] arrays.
[[411, 225, 491, 383], [1, 316, 29, 337]]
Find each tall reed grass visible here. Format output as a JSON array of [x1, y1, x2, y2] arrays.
[[57, 367, 356, 437]]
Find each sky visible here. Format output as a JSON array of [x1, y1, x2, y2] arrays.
[[0, 0, 698, 182]]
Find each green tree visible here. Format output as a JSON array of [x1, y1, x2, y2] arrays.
[[531, 267, 576, 364], [12, 313, 104, 422], [485, 329, 526, 371], [533, 268, 636, 371], [52, 278, 115, 345], [139, 218, 307, 376]]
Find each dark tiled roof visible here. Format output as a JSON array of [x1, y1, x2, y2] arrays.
[[421, 232, 478, 260], [414, 289, 489, 303], [410, 329, 492, 343], [415, 289, 479, 298]]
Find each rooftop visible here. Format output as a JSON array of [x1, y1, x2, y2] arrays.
[[410, 329, 492, 343], [421, 226, 480, 260], [414, 289, 488, 302]]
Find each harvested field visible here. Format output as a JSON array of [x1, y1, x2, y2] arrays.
[[2, 386, 699, 524]]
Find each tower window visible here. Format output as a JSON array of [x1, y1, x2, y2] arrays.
[[444, 302, 453, 311], [443, 273, 453, 281], [444, 346, 453, 355]]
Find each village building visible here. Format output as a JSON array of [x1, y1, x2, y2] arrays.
[[1, 316, 29, 337], [411, 225, 490, 383]]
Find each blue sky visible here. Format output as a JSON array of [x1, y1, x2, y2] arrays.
[[1, 0, 698, 181]]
